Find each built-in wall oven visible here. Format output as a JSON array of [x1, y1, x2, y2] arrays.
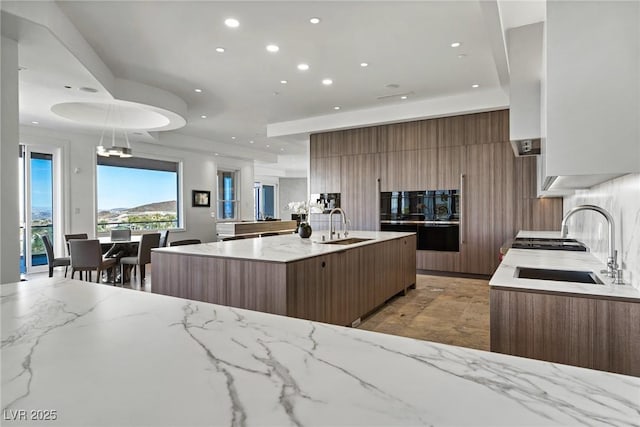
[[380, 190, 460, 252]]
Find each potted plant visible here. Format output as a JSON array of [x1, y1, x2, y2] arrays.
[[285, 201, 321, 239]]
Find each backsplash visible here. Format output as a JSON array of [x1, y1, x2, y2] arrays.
[[563, 173, 640, 289]]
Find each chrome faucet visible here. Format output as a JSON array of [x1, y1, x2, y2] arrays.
[[561, 205, 619, 280], [329, 208, 348, 240]]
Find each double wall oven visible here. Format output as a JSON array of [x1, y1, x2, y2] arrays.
[[380, 190, 460, 252]]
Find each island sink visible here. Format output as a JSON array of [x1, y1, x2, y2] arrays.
[[321, 237, 373, 245], [516, 267, 603, 285]]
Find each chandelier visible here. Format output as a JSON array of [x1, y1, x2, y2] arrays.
[[96, 104, 133, 158]]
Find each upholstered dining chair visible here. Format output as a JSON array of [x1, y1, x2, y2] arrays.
[[41, 234, 70, 278], [68, 239, 116, 283], [159, 229, 170, 248], [64, 233, 88, 255], [169, 239, 202, 246], [119, 233, 160, 285]]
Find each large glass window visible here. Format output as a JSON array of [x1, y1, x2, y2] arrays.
[[20, 147, 55, 273], [97, 156, 180, 232], [217, 170, 238, 220]]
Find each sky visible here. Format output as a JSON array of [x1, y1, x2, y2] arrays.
[[30, 158, 53, 210], [97, 165, 178, 210]]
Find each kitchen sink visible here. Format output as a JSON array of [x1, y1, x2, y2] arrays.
[[512, 238, 587, 251], [322, 237, 373, 245], [516, 267, 604, 285]]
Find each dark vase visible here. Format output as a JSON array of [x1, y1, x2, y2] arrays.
[[298, 222, 312, 238]]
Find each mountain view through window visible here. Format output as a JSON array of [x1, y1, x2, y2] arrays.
[[97, 158, 179, 232]]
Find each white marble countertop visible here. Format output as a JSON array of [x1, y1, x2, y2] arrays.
[[154, 231, 415, 263], [491, 231, 640, 301], [2, 277, 638, 426]]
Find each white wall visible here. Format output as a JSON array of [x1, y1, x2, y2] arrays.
[[563, 173, 640, 289], [1, 36, 21, 283], [19, 126, 255, 246], [279, 178, 308, 220]]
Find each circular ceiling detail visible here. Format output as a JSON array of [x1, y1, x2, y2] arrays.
[[50, 99, 186, 131]]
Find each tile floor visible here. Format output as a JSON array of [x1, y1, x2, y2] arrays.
[[358, 274, 490, 351]]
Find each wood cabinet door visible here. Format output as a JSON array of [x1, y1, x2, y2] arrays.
[[286, 257, 327, 322], [340, 153, 380, 230], [310, 157, 341, 194], [463, 142, 517, 275], [380, 150, 420, 191]]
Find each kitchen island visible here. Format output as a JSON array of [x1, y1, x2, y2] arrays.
[[152, 231, 416, 326], [2, 277, 638, 426]]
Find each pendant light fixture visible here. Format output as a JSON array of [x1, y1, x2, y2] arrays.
[[96, 104, 133, 158]]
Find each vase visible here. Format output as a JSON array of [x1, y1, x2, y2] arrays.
[[298, 222, 312, 239]]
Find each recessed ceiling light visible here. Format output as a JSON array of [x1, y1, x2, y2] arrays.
[[231, 136, 236, 140], [400, 95, 408, 100], [322, 78, 333, 86], [280, 148, 284, 151], [224, 18, 239, 28], [201, 115, 207, 119], [266, 144, 270, 148], [266, 44, 279, 53], [457, 53, 467, 59], [333, 106, 341, 110], [297, 63, 310, 71], [215, 47, 225, 53], [309, 17, 321, 24], [249, 140, 254, 144], [472, 84, 480, 88], [31, 121, 39, 125], [451, 42, 461, 48], [194, 88, 202, 93], [360, 62, 369, 67], [280, 80, 288, 84], [215, 153, 219, 156]]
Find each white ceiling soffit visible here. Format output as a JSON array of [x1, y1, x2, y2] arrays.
[[268, 87, 509, 138], [1, 5, 187, 133], [497, 0, 546, 31]]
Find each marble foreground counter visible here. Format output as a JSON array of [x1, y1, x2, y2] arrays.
[[2, 277, 638, 426]]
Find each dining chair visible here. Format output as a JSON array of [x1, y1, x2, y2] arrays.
[[64, 233, 88, 255], [68, 239, 116, 283], [159, 229, 170, 248], [110, 229, 131, 241], [40, 234, 70, 278], [169, 239, 202, 246], [120, 233, 160, 285]]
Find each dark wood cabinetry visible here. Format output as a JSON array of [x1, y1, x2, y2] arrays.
[[310, 110, 563, 276], [490, 287, 640, 377]]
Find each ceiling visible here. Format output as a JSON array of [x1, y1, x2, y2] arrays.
[[3, 1, 544, 166]]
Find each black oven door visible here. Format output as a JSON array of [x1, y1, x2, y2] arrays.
[[417, 224, 459, 252]]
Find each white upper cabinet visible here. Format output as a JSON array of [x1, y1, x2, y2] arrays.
[[542, 0, 640, 191]]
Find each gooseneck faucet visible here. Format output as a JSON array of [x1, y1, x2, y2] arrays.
[[561, 205, 619, 279], [329, 208, 348, 240]]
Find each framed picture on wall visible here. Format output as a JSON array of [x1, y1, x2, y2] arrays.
[[192, 190, 211, 207]]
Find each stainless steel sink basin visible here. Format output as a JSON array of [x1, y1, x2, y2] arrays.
[[322, 237, 373, 245], [516, 267, 603, 284]]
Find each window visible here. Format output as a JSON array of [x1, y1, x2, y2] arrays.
[[217, 170, 238, 220], [97, 156, 180, 232]]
